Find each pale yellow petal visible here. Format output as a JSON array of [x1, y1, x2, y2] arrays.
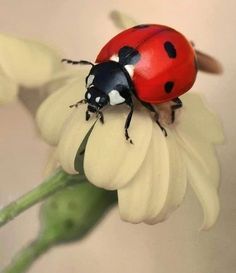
[[175, 133, 220, 229], [182, 149, 220, 230], [176, 130, 220, 188], [57, 104, 96, 174], [179, 93, 224, 144], [117, 125, 168, 223], [18, 69, 80, 116], [84, 105, 153, 190], [145, 130, 187, 224], [175, 93, 223, 188], [36, 71, 88, 145], [39, 68, 84, 97], [43, 148, 59, 178], [0, 74, 18, 104], [174, 93, 222, 229], [0, 33, 63, 87], [110, 10, 138, 29]]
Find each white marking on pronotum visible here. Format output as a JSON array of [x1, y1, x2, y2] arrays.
[[124, 64, 135, 78], [87, 92, 91, 99], [95, 97, 100, 103], [108, 90, 125, 105], [110, 54, 119, 62], [86, 74, 95, 88]]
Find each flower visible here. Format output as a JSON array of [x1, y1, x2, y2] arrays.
[[0, 32, 65, 105], [36, 71, 224, 230]]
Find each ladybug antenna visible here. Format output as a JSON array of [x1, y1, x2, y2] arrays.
[[61, 59, 94, 67]]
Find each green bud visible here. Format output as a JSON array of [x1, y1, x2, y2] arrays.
[[40, 179, 117, 244]]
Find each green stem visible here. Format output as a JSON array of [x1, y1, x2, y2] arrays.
[[0, 169, 83, 228], [2, 236, 53, 273]]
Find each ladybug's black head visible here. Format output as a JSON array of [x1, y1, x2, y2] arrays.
[[85, 86, 109, 113]]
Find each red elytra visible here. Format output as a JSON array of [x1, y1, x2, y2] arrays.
[[96, 24, 197, 104]]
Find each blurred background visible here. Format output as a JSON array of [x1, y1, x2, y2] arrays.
[[0, 0, 235, 272]]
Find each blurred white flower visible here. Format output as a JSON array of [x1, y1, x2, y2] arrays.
[[0, 32, 65, 105], [36, 72, 223, 230]]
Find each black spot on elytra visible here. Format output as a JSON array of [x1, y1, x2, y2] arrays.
[[164, 41, 177, 58], [118, 46, 140, 66], [133, 24, 150, 29], [165, 81, 174, 93]]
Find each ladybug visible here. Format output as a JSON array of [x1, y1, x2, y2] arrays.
[[62, 24, 197, 142]]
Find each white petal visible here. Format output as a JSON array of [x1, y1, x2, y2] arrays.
[[84, 105, 153, 189], [176, 131, 220, 188], [0, 33, 63, 88], [43, 148, 59, 178], [0, 74, 18, 104], [36, 71, 88, 145], [145, 130, 187, 224], [174, 93, 223, 229], [179, 93, 224, 144], [41, 69, 84, 96], [110, 10, 138, 30], [118, 126, 187, 224], [181, 149, 220, 230], [175, 133, 221, 229], [117, 125, 168, 223], [175, 93, 223, 188], [57, 105, 96, 174]]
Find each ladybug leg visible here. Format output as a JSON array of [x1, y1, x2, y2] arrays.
[[141, 102, 167, 137], [155, 114, 168, 137], [69, 99, 87, 108], [124, 101, 134, 144], [171, 98, 182, 123], [96, 110, 104, 124], [85, 110, 91, 121]]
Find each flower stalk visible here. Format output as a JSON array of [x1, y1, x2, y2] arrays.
[[0, 169, 83, 228], [2, 237, 53, 273]]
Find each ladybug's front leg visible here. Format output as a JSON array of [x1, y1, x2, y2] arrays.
[[124, 100, 134, 144], [69, 99, 87, 108], [96, 111, 104, 124], [85, 110, 91, 121], [171, 97, 182, 123]]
